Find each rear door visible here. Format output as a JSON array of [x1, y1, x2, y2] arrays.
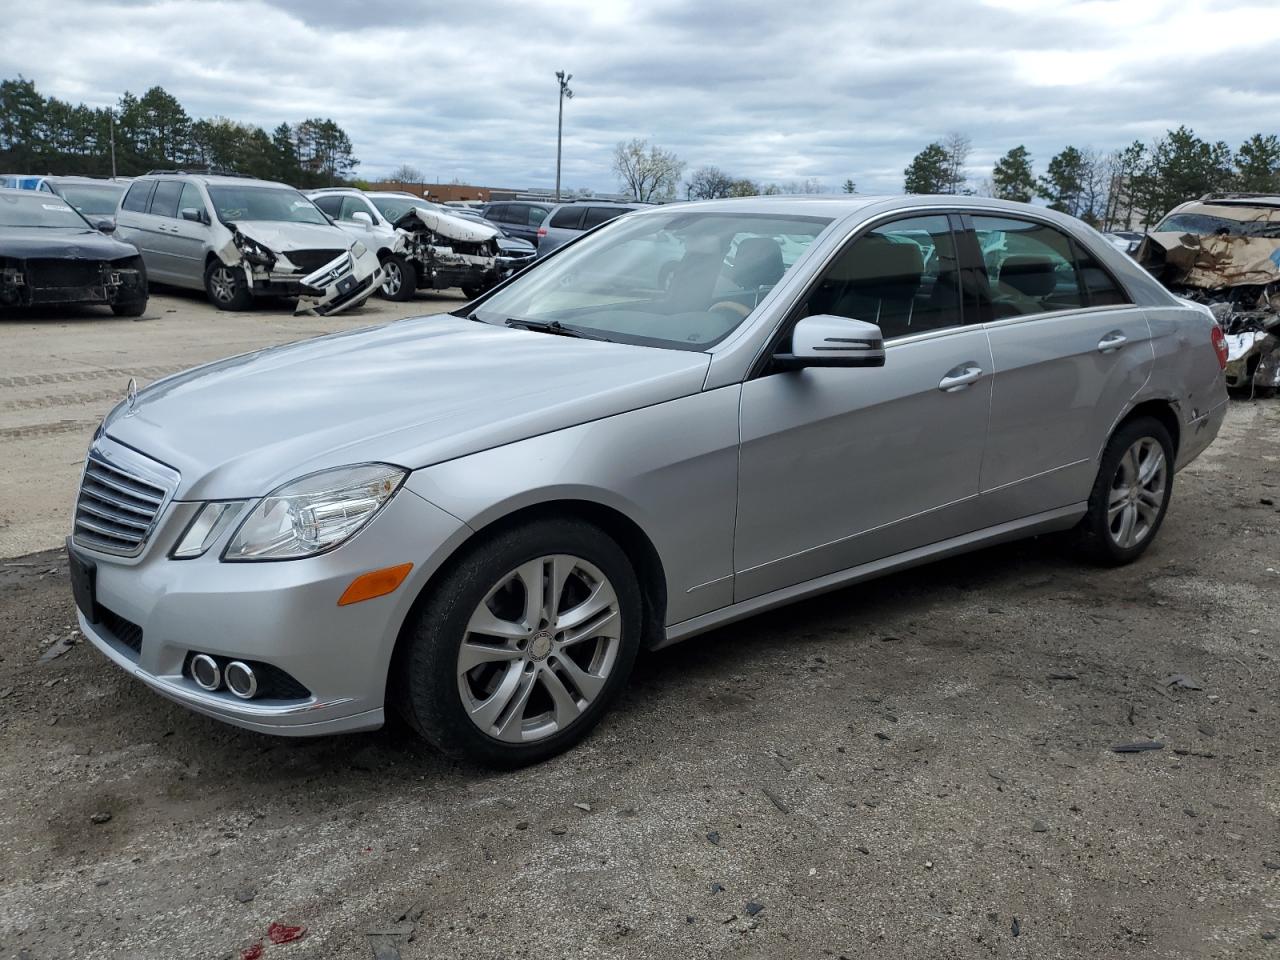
[[970, 213, 1153, 520], [114, 180, 159, 273], [734, 213, 994, 600]]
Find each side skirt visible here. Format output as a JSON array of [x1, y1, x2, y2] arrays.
[[658, 503, 1086, 649]]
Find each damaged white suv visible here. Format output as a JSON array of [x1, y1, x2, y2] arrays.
[[114, 172, 382, 315]]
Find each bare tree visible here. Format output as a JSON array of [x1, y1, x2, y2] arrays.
[[686, 165, 736, 200], [612, 138, 685, 202], [387, 163, 424, 183], [942, 132, 971, 194]]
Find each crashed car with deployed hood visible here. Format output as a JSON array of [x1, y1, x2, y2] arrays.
[[365, 192, 518, 297], [1138, 193, 1280, 393], [114, 172, 381, 315], [0, 187, 147, 316]]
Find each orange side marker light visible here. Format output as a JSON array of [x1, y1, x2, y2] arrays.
[[338, 563, 413, 606]]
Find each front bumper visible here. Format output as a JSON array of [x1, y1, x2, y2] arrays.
[[73, 484, 469, 737]]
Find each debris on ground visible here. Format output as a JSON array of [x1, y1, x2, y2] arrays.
[[234, 887, 256, 904], [761, 787, 791, 814], [1012, 917, 1022, 937], [267, 921, 306, 944], [88, 811, 111, 824], [1111, 741, 1165, 753], [240, 944, 263, 960], [38, 637, 76, 663], [1161, 674, 1204, 690], [744, 902, 764, 916], [706, 831, 720, 845], [572, 802, 591, 813]]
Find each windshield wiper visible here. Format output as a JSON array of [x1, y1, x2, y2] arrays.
[[504, 318, 607, 341]]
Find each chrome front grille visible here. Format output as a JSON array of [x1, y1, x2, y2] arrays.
[[74, 453, 171, 557]]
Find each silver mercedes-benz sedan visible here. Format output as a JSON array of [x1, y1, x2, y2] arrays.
[[68, 195, 1230, 766]]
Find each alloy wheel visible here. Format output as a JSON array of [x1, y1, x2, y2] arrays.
[[210, 267, 237, 303], [1107, 437, 1166, 549], [382, 261, 402, 297], [457, 554, 621, 743]]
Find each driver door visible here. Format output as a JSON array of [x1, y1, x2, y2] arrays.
[[733, 214, 994, 600]]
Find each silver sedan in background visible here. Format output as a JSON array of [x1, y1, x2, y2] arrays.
[[68, 195, 1228, 766]]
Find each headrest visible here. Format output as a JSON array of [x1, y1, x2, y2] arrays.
[[1000, 256, 1057, 298], [732, 237, 785, 289], [828, 235, 924, 284]]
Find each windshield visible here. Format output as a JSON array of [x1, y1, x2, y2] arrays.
[[1155, 209, 1280, 239], [473, 211, 831, 350], [207, 185, 329, 225], [53, 182, 126, 216], [0, 192, 90, 229]]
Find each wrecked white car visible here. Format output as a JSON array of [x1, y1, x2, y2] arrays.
[[367, 193, 530, 298], [1138, 193, 1280, 394], [114, 173, 382, 315]]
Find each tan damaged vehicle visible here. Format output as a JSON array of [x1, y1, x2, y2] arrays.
[[1138, 193, 1280, 394]]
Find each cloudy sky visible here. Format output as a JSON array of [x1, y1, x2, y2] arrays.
[[4, 0, 1280, 194]]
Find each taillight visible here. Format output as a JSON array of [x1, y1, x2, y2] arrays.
[[537, 227, 548, 237], [1211, 324, 1228, 370]]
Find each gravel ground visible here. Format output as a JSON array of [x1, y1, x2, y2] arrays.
[[0, 286, 458, 559], [0, 368, 1277, 959]]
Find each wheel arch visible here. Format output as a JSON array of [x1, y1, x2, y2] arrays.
[[1115, 397, 1181, 456], [386, 496, 670, 705]]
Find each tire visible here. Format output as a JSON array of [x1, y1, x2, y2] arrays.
[[461, 285, 482, 300], [111, 297, 147, 318], [204, 261, 253, 311], [379, 254, 416, 301], [391, 518, 642, 767], [1077, 416, 1175, 565]]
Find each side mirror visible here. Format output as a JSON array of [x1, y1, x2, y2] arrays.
[[180, 207, 206, 224], [92, 217, 116, 233], [774, 314, 885, 371], [351, 211, 374, 226]]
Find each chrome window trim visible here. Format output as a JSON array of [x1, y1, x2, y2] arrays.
[[980, 302, 1146, 331]]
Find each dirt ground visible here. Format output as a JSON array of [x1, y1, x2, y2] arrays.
[[0, 287, 459, 559], [0, 293, 1278, 959]]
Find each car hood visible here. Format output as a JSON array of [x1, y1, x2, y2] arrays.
[[1, 226, 139, 260], [227, 220, 352, 252], [104, 315, 711, 500], [496, 235, 535, 255]]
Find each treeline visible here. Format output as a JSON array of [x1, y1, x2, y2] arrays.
[[0, 77, 359, 186], [904, 127, 1280, 229]]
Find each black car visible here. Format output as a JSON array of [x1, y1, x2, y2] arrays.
[[0, 188, 148, 316], [479, 199, 555, 245]]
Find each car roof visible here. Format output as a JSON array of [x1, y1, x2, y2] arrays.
[[45, 176, 129, 186], [139, 172, 293, 188]]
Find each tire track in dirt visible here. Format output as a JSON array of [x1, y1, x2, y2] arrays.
[[0, 365, 174, 390], [0, 388, 127, 414], [0, 420, 97, 442]]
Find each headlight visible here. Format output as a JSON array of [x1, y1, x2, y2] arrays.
[[351, 241, 368, 259], [233, 232, 275, 267], [171, 502, 241, 559], [223, 464, 406, 561]]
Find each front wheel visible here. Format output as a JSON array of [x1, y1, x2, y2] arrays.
[[392, 518, 642, 767], [379, 254, 416, 301], [204, 261, 253, 311], [1078, 416, 1174, 565]]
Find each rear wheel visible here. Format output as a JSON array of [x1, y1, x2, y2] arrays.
[[379, 254, 416, 301], [392, 518, 641, 767], [1078, 416, 1174, 565], [204, 261, 253, 311]]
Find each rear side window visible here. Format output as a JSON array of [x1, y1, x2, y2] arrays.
[[583, 206, 625, 229], [150, 180, 183, 218], [972, 216, 1085, 317], [121, 180, 155, 213], [1071, 240, 1131, 306], [549, 206, 585, 229], [485, 204, 509, 222], [522, 204, 550, 226]]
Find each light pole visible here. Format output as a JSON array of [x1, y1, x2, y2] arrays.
[[555, 70, 573, 201]]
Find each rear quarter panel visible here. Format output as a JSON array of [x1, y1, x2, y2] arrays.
[[1139, 304, 1229, 469]]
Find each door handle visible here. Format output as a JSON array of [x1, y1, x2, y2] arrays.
[[1097, 331, 1128, 353], [938, 363, 984, 392]]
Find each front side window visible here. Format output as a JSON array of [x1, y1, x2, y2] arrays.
[[473, 211, 831, 350], [338, 196, 373, 222], [207, 185, 329, 225], [803, 215, 964, 339], [972, 215, 1085, 317]]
